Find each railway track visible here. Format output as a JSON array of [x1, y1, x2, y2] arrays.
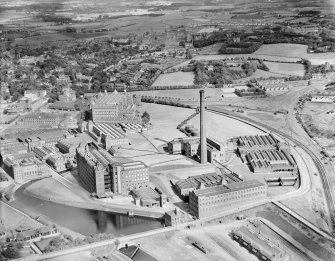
[[207, 106, 335, 235]]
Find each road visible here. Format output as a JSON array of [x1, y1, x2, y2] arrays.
[[207, 105, 335, 235], [13, 100, 335, 260]]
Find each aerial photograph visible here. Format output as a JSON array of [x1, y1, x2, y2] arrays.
[[0, 0, 335, 260]]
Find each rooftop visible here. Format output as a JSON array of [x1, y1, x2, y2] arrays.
[[132, 187, 160, 200], [194, 180, 265, 197], [234, 226, 282, 259]]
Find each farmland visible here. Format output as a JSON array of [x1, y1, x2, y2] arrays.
[[14, 33, 74, 45], [193, 54, 301, 63], [254, 44, 309, 58], [255, 43, 335, 65]]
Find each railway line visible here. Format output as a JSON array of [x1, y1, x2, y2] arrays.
[[207, 105, 335, 235]]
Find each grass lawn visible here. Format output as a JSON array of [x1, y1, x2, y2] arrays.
[[152, 72, 195, 86], [15, 34, 74, 46], [263, 61, 305, 77], [23, 177, 87, 203], [254, 43, 308, 57], [188, 111, 264, 140]]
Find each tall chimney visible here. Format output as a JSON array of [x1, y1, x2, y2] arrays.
[[199, 90, 207, 164]]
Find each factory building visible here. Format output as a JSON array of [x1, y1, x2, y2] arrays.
[[244, 149, 298, 175], [233, 226, 289, 261], [91, 90, 141, 124], [2, 154, 52, 183], [189, 180, 267, 219], [57, 139, 77, 155], [76, 142, 149, 197], [0, 139, 28, 164], [167, 137, 199, 155], [175, 173, 225, 200], [167, 136, 227, 163], [237, 134, 298, 176], [164, 208, 192, 227], [237, 134, 279, 151], [111, 161, 149, 195], [88, 122, 129, 148], [6, 90, 47, 114], [132, 187, 167, 208], [17, 113, 61, 127]]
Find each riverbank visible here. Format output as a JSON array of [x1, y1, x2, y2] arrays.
[[17, 180, 165, 219], [1, 200, 85, 240]]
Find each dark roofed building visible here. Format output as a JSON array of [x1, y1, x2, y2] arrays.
[[233, 226, 289, 261]]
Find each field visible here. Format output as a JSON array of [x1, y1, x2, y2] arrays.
[[0, 201, 43, 230], [15, 33, 74, 45], [137, 88, 222, 100], [193, 54, 301, 63], [263, 61, 305, 77], [193, 43, 335, 65], [188, 111, 264, 140], [23, 177, 88, 203], [301, 101, 335, 156], [254, 44, 309, 58], [152, 72, 195, 86], [116, 103, 195, 167], [236, 69, 288, 83], [254, 43, 335, 65]]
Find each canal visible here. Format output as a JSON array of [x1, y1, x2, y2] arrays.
[[13, 183, 163, 236]]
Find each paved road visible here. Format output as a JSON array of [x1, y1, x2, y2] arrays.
[[13, 104, 335, 260], [207, 106, 335, 236]]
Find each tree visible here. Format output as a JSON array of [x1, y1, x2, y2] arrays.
[[49, 236, 65, 248], [141, 111, 150, 125], [2, 244, 21, 259]]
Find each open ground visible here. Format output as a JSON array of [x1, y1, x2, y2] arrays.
[[152, 72, 195, 86]]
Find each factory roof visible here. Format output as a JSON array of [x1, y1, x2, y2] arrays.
[[238, 134, 278, 148], [92, 91, 128, 108], [132, 187, 160, 200], [118, 161, 148, 170], [193, 180, 265, 197], [176, 173, 221, 190], [234, 226, 282, 259], [94, 123, 125, 139], [22, 113, 60, 120]]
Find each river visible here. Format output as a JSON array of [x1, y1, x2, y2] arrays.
[[13, 183, 163, 236]]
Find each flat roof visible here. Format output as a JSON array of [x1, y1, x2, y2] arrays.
[[132, 187, 160, 200]]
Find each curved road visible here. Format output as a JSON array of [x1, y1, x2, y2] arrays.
[[207, 105, 335, 236]]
